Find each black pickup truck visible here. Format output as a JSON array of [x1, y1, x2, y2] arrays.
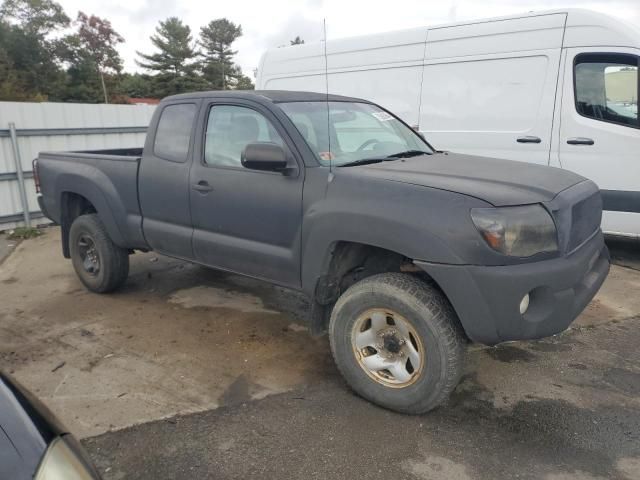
[[35, 90, 610, 413]]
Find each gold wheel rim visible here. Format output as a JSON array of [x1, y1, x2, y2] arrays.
[[350, 308, 424, 388]]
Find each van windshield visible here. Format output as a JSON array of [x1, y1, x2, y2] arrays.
[[278, 101, 433, 166]]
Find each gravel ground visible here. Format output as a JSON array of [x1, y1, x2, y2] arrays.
[[1, 227, 638, 479]]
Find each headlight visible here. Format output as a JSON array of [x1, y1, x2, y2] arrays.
[[35, 436, 100, 480], [471, 205, 558, 257]]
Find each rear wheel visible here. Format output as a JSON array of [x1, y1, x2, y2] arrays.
[[329, 273, 466, 414], [69, 214, 129, 293]]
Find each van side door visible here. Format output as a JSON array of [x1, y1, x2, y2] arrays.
[[558, 48, 640, 236], [189, 99, 304, 287], [420, 13, 565, 165], [139, 101, 200, 259]]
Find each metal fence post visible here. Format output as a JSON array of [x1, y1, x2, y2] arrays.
[[8, 122, 31, 228]]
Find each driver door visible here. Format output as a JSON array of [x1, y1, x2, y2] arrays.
[[189, 100, 304, 287]]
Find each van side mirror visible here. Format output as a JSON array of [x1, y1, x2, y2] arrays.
[[241, 142, 288, 172]]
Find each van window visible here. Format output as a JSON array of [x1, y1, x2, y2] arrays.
[[204, 105, 284, 168], [154, 104, 197, 162], [575, 54, 639, 128]]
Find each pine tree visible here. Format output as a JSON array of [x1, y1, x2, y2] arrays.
[[136, 17, 204, 97], [199, 18, 242, 90]]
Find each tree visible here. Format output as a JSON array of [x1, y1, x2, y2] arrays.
[[234, 74, 254, 90], [57, 12, 125, 103], [119, 72, 155, 98], [137, 17, 204, 97], [60, 58, 104, 103], [0, 0, 69, 100], [72, 12, 124, 103], [0, 4, 257, 101], [290, 36, 304, 45], [0, 45, 27, 100], [199, 18, 242, 90], [0, 0, 68, 36]]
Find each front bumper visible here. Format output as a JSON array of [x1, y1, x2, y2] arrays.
[[415, 231, 610, 345]]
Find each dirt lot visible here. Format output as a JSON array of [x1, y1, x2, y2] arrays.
[[1, 227, 639, 479]]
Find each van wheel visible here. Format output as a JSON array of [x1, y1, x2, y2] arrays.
[[329, 273, 465, 414], [69, 214, 129, 293]]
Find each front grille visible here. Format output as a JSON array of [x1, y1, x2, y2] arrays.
[[567, 192, 602, 252]]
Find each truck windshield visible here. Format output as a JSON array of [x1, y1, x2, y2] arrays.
[[278, 101, 433, 166]]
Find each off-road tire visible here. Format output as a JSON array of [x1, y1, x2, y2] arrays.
[[329, 272, 466, 414], [69, 214, 129, 293]]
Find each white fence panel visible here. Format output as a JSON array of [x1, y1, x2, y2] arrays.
[[0, 101, 156, 230]]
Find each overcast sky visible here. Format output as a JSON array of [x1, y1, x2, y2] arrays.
[[57, 0, 640, 78]]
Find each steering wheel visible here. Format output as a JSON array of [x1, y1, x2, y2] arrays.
[[356, 139, 381, 152]]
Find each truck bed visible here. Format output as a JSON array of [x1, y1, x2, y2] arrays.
[[40, 147, 143, 161], [36, 147, 148, 251], [76, 148, 143, 157]]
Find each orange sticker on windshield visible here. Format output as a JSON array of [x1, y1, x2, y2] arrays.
[[372, 112, 393, 122], [319, 152, 335, 161]]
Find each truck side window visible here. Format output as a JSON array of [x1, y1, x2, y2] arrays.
[[204, 105, 284, 168], [574, 53, 639, 128], [154, 103, 197, 162]]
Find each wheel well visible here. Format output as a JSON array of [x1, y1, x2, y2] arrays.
[[310, 241, 431, 334], [60, 192, 97, 258]]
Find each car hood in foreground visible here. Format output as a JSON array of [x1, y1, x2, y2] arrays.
[[0, 372, 64, 480], [353, 152, 586, 206]]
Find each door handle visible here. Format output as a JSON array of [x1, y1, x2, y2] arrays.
[[517, 136, 542, 144], [567, 137, 594, 146], [192, 181, 213, 193]]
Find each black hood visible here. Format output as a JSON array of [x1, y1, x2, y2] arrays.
[[353, 152, 586, 206]]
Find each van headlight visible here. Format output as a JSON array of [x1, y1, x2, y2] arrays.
[[471, 205, 558, 257], [35, 436, 99, 480]]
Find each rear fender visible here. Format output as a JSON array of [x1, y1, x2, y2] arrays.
[[55, 170, 127, 249]]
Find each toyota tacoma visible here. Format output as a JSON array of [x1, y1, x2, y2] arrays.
[[34, 91, 610, 413]]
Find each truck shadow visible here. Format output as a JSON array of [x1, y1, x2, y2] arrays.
[[606, 236, 640, 270]]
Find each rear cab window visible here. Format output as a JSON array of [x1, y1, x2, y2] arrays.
[[574, 53, 639, 128], [154, 103, 198, 162]]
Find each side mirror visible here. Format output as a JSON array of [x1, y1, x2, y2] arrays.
[[241, 142, 288, 172]]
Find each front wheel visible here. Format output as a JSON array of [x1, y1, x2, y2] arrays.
[[329, 273, 466, 414], [69, 214, 129, 293]]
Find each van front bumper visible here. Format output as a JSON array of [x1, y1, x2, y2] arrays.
[[414, 232, 610, 345]]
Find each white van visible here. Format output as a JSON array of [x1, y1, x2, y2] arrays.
[[256, 9, 640, 237]]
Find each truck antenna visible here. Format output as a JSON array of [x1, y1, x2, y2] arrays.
[[323, 18, 332, 172]]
